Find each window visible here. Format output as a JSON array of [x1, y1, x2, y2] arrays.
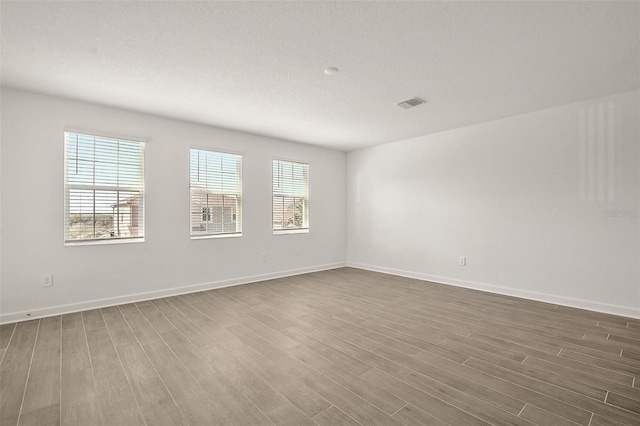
[[273, 160, 309, 233], [190, 149, 242, 237], [64, 131, 145, 244]]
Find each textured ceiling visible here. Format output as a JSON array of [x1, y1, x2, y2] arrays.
[[1, 1, 638, 151]]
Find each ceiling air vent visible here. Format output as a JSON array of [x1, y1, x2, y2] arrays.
[[397, 97, 426, 109]]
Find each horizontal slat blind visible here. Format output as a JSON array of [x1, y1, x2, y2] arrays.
[[64, 132, 145, 243], [190, 149, 242, 236], [273, 160, 309, 232]]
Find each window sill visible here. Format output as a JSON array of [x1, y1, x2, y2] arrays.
[[65, 237, 145, 246], [273, 228, 309, 235], [191, 233, 242, 240]]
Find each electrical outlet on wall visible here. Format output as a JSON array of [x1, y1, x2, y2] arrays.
[[42, 274, 53, 287], [261, 253, 268, 262], [458, 257, 467, 266]]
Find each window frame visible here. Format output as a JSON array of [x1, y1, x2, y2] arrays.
[[189, 147, 243, 239], [63, 130, 146, 245], [272, 159, 309, 235]]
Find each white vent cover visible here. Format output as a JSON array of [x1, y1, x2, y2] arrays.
[[397, 97, 426, 109]]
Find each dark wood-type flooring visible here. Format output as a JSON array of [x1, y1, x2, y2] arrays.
[[1, 267, 640, 425]]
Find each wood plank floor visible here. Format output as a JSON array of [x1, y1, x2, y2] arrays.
[[1, 267, 639, 425]]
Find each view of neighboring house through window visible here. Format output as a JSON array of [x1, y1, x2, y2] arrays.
[[64, 131, 145, 243], [273, 159, 309, 233], [190, 148, 242, 237]]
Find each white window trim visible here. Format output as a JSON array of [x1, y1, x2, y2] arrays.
[[272, 159, 309, 235], [189, 148, 243, 239], [63, 131, 146, 245]]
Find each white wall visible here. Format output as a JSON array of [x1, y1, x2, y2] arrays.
[[0, 88, 346, 323], [2, 87, 638, 323], [348, 90, 640, 318]]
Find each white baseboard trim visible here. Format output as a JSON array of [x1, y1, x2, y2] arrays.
[[0, 262, 346, 324], [348, 262, 640, 320]]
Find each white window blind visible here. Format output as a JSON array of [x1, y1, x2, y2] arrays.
[[190, 149, 242, 237], [64, 132, 145, 244], [272, 159, 309, 233]]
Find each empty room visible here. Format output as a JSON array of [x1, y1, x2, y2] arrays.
[[1, 1, 639, 425]]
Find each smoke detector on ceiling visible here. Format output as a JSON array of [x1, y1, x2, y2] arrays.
[[397, 97, 426, 109]]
